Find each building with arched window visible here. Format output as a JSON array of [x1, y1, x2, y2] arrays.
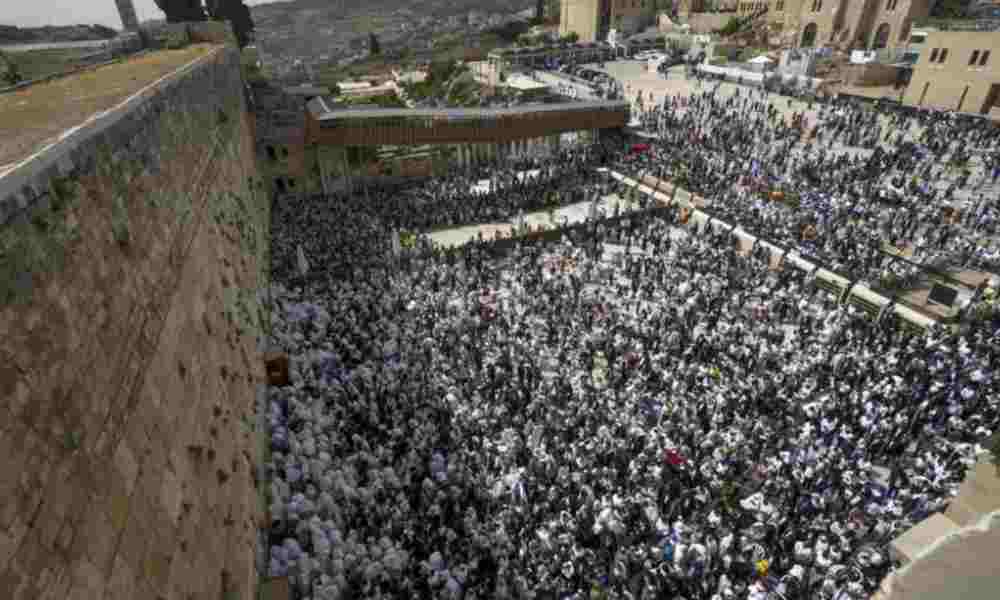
[[559, 0, 669, 43], [731, 0, 932, 51], [904, 28, 1000, 116]]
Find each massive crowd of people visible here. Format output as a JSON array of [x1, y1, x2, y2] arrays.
[[263, 80, 1000, 600], [623, 83, 1000, 284]]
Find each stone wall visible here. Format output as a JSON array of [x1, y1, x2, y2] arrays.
[[0, 45, 268, 600], [843, 62, 903, 86]]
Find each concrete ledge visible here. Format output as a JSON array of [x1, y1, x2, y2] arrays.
[[879, 510, 1000, 600], [945, 454, 1000, 527], [890, 513, 961, 564]]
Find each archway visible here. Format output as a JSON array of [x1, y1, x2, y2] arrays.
[[873, 23, 890, 50], [801, 23, 818, 48]]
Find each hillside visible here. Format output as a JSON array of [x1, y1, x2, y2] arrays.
[[0, 24, 118, 46]]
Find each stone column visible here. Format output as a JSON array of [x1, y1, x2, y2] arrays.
[[115, 0, 140, 31]]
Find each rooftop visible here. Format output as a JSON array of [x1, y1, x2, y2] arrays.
[[307, 98, 629, 124], [0, 44, 215, 172]]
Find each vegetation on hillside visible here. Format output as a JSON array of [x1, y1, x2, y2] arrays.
[[344, 93, 407, 108], [401, 59, 481, 107], [930, 0, 973, 18], [2, 48, 97, 83], [0, 24, 117, 45], [206, 0, 256, 49]]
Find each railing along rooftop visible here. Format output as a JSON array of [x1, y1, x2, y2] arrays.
[[308, 98, 629, 125]]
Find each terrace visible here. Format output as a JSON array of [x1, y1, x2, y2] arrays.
[[305, 99, 629, 146]]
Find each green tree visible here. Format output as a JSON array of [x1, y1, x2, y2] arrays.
[[562, 31, 580, 44], [546, 0, 561, 22], [152, 0, 206, 23], [205, 0, 255, 48], [930, 0, 972, 18], [718, 16, 741, 37], [0, 50, 22, 86], [429, 59, 458, 84]]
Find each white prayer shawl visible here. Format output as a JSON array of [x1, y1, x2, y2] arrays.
[[297, 244, 310, 277]]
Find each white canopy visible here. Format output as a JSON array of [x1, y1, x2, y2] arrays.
[[749, 55, 775, 64]]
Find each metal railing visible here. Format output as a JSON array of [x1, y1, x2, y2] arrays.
[[309, 100, 630, 124], [913, 17, 1000, 32]]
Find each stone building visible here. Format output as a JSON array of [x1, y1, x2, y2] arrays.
[[734, 0, 931, 50], [561, 0, 669, 42], [903, 28, 1000, 115]]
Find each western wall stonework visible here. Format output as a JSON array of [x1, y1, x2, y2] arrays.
[[0, 45, 269, 599]]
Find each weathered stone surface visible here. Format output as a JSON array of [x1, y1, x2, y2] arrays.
[[881, 510, 1000, 600], [0, 46, 262, 599], [945, 454, 1000, 527]]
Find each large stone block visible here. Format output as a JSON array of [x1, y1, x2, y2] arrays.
[[891, 513, 961, 564], [945, 454, 1000, 527]]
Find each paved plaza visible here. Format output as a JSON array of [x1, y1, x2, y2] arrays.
[[427, 191, 643, 248]]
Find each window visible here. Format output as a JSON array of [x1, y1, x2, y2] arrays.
[[929, 48, 939, 62], [777, 0, 785, 10], [939, 48, 949, 63], [970, 50, 981, 66], [981, 50, 991, 66]]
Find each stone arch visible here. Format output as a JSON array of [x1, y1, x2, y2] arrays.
[[801, 23, 818, 48], [873, 23, 891, 50]]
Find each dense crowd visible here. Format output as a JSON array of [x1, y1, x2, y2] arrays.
[[266, 206, 998, 600], [270, 141, 647, 280], [262, 79, 1000, 600], [622, 84, 1000, 282]]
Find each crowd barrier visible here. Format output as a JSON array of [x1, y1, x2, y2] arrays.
[[606, 171, 936, 331]]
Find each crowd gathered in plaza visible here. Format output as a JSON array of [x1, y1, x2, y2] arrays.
[[623, 82, 1000, 283], [263, 77, 1000, 600]]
